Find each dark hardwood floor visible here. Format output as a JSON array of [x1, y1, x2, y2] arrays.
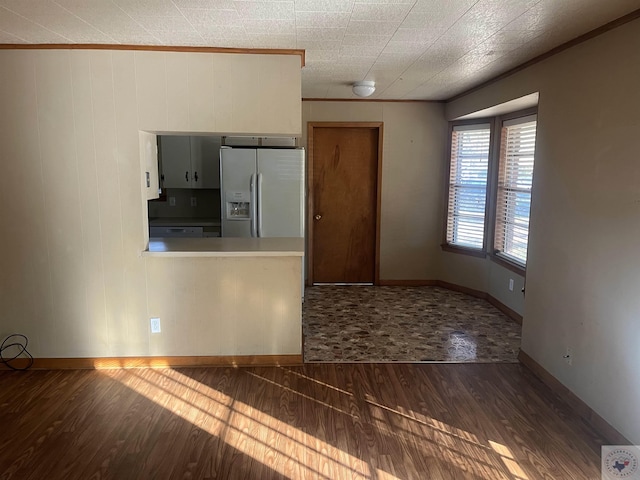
[[0, 363, 605, 479]]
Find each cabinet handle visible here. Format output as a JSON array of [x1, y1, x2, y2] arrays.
[[185, 171, 189, 182], [194, 171, 198, 182]]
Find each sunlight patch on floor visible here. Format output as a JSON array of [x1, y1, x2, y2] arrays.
[[101, 368, 383, 479], [490, 440, 529, 480], [101, 367, 529, 479]]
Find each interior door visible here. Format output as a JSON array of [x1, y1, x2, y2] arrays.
[[311, 126, 380, 283]]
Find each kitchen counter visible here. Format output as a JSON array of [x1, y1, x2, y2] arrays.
[[149, 217, 221, 227], [143, 237, 304, 257]]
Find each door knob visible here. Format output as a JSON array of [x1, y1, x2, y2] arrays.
[[314, 214, 322, 220]]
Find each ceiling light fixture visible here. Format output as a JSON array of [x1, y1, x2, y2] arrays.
[[352, 81, 375, 97]]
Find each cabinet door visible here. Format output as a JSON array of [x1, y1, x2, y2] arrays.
[[160, 136, 191, 188], [140, 131, 160, 200], [190, 136, 221, 189]]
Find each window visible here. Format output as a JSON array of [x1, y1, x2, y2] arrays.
[[494, 116, 537, 266], [445, 124, 491, 249], [443, 110, 537, 270]]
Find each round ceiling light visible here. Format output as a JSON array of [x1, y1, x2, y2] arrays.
[[352, 80, 375, 97]]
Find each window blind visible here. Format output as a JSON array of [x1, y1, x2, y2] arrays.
[[494, 116, 537, 265], [446, 124, 491, 249]]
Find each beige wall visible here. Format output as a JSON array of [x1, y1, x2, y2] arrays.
[[439, 254, 526, 315], [302, 101, 448, 281], [447, 19, 640, 443], [0, 49, 301, 358], [487, 262, 525, 314], [439, 253, 489, 291], [139, 51, 302, 135], [146, 256, 301, 357]]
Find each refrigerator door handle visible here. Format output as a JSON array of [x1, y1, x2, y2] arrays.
[[257, 173, 263, 237], [250, 173, 257, 237]]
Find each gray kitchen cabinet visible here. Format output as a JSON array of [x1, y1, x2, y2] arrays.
[[159, 136, 191, 188], [190, 136, 220, 189], [160, 136, 220, 189]]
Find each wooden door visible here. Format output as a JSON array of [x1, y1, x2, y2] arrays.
[[310, 124, 381, 284]]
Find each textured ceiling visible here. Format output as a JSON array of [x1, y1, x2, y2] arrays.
[[0, 0, 637, 100]]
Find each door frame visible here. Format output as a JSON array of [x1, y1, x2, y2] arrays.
[[307, 122, 384, 286]]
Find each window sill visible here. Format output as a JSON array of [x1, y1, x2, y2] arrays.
[[441, 244, 487, 259], [491, 253, 526, 276]]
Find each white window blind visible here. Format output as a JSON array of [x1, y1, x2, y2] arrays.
[[494, 115, 537, 265], [446, 124, 491, 249]]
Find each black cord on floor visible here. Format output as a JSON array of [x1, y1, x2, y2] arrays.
[[1, 334, 34, 371]]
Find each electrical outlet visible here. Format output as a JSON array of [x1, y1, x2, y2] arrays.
[[564, 346, 573, 366], [169, 197, 176, 207], [509, 279, 514, 291], [150, 317, 161, 334], [190, 197, 197, 207]]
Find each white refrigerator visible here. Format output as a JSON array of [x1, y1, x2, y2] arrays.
[[220, 147, 305, 238]]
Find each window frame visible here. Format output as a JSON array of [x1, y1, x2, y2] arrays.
[[442, 107, 537, 274], [492, 112, 537, 272], [441, 117, 496, 258]]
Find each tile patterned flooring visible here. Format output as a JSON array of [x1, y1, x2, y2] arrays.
[[303, 285, 521, 363]]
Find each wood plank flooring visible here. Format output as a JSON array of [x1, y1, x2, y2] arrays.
[[0, 364, 605, 479]]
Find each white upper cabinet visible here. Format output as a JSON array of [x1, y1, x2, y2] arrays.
[[160, 136, 220, 189], [140, 131, 160, 200]]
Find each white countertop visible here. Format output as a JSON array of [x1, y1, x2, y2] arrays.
[[143, 237, 305, 257], [149, 217, 221, 227]]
